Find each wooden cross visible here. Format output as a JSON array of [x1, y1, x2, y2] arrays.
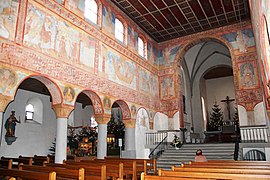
[[221, 96, 235, 120]]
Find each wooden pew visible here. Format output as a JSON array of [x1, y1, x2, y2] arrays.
[[81, 158, 137, 179], [45, 163, 108, 180], [172, 165, 270, 175], [158, 169, 270, 180], [19, 155, 49, 165], [64, 160, 124, 180], [1, 156, 33, 165], [189, 160, 270, 166], [182, 163, 270, 169], [104, 157, 157, 174], [0, 168, 56, 180], [0, 159, 12, 169], [19, 163, 84, 179], [141, 172, 214, 180]]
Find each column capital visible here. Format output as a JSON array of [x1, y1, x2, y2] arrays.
[[123, 119, 136, 128], [52, 104, 74, 118], [95, 114, 111, 124], [0, 95, 14, 112]]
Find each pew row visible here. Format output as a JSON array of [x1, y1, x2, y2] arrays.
[[0, 168, 56, 180], [158, 169, 270, 180]]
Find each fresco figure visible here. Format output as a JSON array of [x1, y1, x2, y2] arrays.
[[240, 63, 256, 87], [63, 86, 75, 102], [236, 30, 249, 52], [162, 77, 174, 98], [0, 68, 17, 94], [103, 97, 111, 114], [0, 0, 11, 38]]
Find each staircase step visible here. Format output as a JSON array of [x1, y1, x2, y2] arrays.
[[157, 143, 235, 170]]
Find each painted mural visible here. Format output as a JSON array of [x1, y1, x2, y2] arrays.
[[103, 97, 111, 114], [24, 2, 81, 61], [222, 28, 255, 52], [160, 75, 175, 100], [102, 5, 115, 35], [0, 0, 19, 40], [66, 0, 84, 17], [103, 45, 137, 90], [0, 67, 26, 96], [238, 62, 258, 89], [130, 104, 136, 119], [160, 45, 181, 66], [147, 42, 158, 67], [128, 25, 138, 52], [63, 86, 75, 103], [79, 34, 96, 68], [138, 67, 159, 96]]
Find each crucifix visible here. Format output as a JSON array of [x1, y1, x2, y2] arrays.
[[221, 96, 235, 120]]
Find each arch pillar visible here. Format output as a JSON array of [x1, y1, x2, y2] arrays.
[[95, 114, 111, 159], [122, 119, 136, 157], [52, 104, 74, 164], [0, 95, 14, 142]]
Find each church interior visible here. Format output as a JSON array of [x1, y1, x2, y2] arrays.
[[1, 0, 270, 179]]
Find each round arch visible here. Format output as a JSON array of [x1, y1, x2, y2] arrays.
[[113, 99, 131, 120], [16, 74, 62, 105], [76, 89, 104, 115]]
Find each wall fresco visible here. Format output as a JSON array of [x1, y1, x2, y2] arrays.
[[222, 28, 255, 52], [160, 75, 175, 100], [102, 45, 137, 90], [24, 2, 81, 62], [128, 25, 138, 52], [66, 0, 84, 17], [79, 34, 96, 68], [0, 0, 19, 40], [138, 67, 159, 96], [147, 42, 158, 67], [159, 45, 181, 67], [102, 5, 115, 36], [238, 61, 258, 89]]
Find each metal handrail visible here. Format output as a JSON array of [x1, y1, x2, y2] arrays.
[[148, 133, 168, 159]]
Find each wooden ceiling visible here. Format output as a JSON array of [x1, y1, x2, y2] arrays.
[[111, 0, 250, 42]]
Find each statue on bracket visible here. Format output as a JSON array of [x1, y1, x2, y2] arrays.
[[5, 110, 20, 145]]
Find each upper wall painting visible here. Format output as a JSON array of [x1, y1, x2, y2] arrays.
[[0, 0, 19, 41], [102, 5, 115, 36], [147, 42, 159, 67], [128, 25, 138, 52], [66, 0, 85, 17], [79, 34, 96, 68], [138, 66, 159, 97], [222, 28, 255, 53], [102, 45, 137, 90], [159, 45, 181, 67]]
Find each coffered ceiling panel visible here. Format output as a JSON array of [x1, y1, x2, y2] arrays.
[[112, 0, 250, 42]]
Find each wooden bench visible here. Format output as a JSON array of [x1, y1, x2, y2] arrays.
[[158, 169, 270, 180], [141, 172, 214, 180], [189, 160, 270, 166], [182, 163, 270, 169], [64, 160, 124, 180], [0, 159, 12, 169], [19, 163, 84, 179], [45, 163, 108, 180], [1, 156, 33, 165], [172, 165, 270, 175], [0, 167, 56, 180], [19, 155, 49, 165]]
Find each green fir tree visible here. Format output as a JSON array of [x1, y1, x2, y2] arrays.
[[233, 106, 240, 133], [49, 138, 56, 155], [208, 101, 223, 131]]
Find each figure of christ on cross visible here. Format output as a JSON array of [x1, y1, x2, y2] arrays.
[[221, 96, 235, 121]]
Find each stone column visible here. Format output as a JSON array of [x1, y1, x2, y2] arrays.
[[123, 119, 136, 150], [95, 115, 110, 159], [0, 95, 14, 144], [52, 104, 74, 164]]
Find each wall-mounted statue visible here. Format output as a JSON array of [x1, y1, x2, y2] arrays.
[[5, 110, 20, 145]]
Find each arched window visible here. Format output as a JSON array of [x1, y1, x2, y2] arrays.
[[138, 36, 145, 58], [25, 104, 34, 121], [115, 18, 124, 42], [84, 0, 98, 24]]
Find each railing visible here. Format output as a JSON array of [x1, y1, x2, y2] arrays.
[[234, 136, 240, 160], [240, 125, 269, 143], [148, 133, 168, 159], [145, 132, 167, 146]]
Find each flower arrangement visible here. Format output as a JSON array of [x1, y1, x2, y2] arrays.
[[170, 134, 182, 149]]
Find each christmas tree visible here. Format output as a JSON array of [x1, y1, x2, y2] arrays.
[[207, 101, 223, 131], [49, 138, 56, 155]]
